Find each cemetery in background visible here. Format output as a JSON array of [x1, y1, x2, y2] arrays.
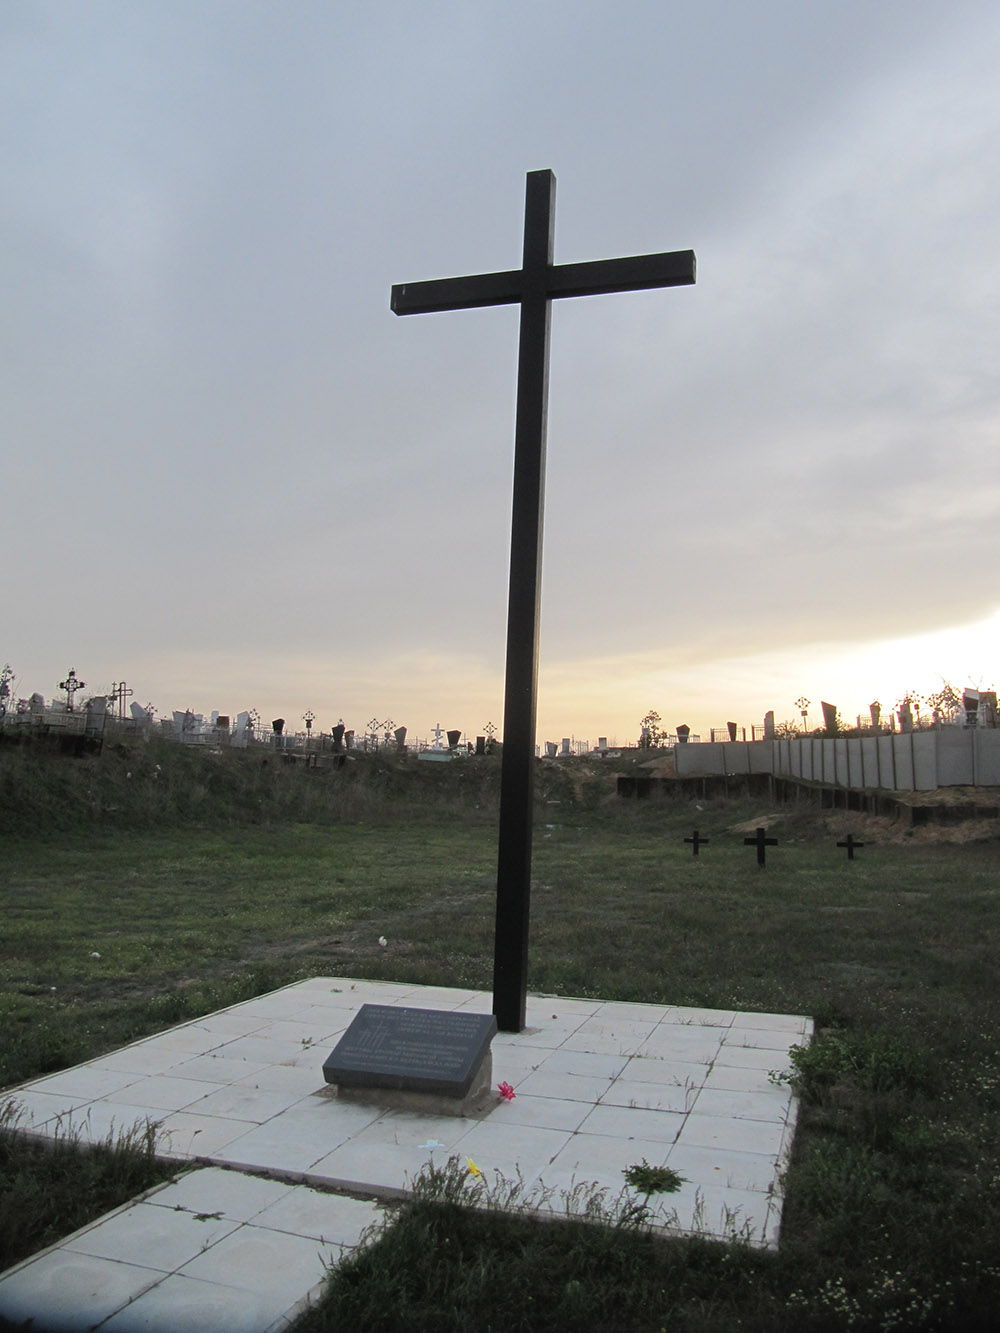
[[2, 664, 996, 795]]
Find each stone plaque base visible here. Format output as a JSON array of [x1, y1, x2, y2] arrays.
[[326, 1052, 495, 1118], [322, 1004, 498, 1110]]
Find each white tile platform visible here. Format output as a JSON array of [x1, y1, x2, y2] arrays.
[[0, 978, 812, 1331]]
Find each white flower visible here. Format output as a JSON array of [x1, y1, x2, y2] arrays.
[[378, 936, 388, 947], [90, 952, 101, 958]]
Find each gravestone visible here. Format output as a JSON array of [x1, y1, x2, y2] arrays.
[[545, 741, 558, 758], [332, 722, 346, 752], [598, 736, 608, 750], [676, 724, 690, 744], [898, 700, 913, 733], [560, 737, 571, 756], [394, 725, 407, 753], [870, 701, 881, 729], [763, 711, 775, 740], [447, 728, 461, 751], [821, 701, 838, 734], [476, 735, 486, 756], [323, 1004, 498, 1115], [981, 692, 997, 727], [727, 721, 738, 742]]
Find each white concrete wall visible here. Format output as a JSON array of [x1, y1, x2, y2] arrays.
[[673, 729, 999, 791]]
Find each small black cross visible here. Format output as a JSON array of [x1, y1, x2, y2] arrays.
[[744, 826, 778, 868], [837, 834, 865, 860], [684, 829, 709, 856]]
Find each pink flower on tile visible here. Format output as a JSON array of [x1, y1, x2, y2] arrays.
[[497, 1081, 516, 1102]]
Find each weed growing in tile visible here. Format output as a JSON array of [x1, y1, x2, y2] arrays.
[[621, 1160, 684, 1195]]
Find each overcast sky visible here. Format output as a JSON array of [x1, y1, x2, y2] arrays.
[[3, 0, 999, 744]]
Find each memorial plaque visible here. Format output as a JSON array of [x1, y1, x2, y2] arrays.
[[323, 1005, 498, 1098]]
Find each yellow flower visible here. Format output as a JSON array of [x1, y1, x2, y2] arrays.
[[466, 1158, 482, 1177]]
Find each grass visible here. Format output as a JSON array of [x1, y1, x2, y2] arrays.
[[2, 740, 1000, 1327]]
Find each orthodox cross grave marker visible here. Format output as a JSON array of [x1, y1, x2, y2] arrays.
[[59, 669, 85, 712], [392, 168, 696, 1031], [744, 827, 778, 869]]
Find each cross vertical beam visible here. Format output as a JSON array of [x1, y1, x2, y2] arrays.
[[493, 170, 554, 1032], [392, 169, 695, 1032]]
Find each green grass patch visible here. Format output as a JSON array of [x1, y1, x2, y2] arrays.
[[2, 746, 1000, 1327]]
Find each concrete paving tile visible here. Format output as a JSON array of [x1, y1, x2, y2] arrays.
[[456, 1121, 573, 1181], [213, 1100, 381, 1174], [558, 1030, 650, 1057], [573, 1016, 658, 1042], [188, 1083, 312, 1124], [669, 1179, 773, 1242], [0, 1251, 163, 1331], [306, 1138, 437, 1196], [525, 995, 602, 1019], [155, 1110, 262, 1159], [172, 1053, 273, 1083], [1, 1088, 93, 1129], [98, 1270, 295, 1332], [712, 1042, 787, 1070], [669, 1006, 737, 1027], [540, 1133, 673, 1198], [530, 1048, 631, 1080], [593, 1000, 677, 1024], [148, 1167, 297, 1222], [637, 1029, 725, 1063], [515, 1069, 618, 1104], [619, 1055, 707, 1089], [89, 1044, 201, 1076], [702, 1062, 780, 1093], [178, 1221, 338, 1301], [186, 1012, 270, 1037], [107, 1074, 229, 1112], [598, 1077, 697, 1114], [677, 1112, 787, 1156], [493, 1094, 594, 1133], [578, 1103, 685, 1143], [346, 1109, 483, 1151], [731, 1011, 811, 1033], [61, 1101, 165, 1144], [30, 1065, 143, 1101], [233, 1064, 327, 1096], [493, 1024, 585, 1051], [64, 1200, 239, 1270], [692, 1087, 791, 1123], [665, 1142, 780, 1193], [722, 1028, 805, 1051], [253, 1189, 386, 1246], [209, 1035, 310, 1065]]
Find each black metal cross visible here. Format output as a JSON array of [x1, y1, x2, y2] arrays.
[[837, 834, 865, 860], [684, 829, 709, 857], [392, 169, 695, 1032], [744, 827, 778, 869]]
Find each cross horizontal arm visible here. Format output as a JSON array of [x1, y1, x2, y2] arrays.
[[391, 249, 696, 317], [392, 269, 525, 316], [548, 249, 696, 299]]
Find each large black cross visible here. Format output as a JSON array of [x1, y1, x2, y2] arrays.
[[392, 169, 696, 1032]]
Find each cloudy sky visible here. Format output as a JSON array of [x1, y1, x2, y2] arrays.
[[3, 0, 999, 745]]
